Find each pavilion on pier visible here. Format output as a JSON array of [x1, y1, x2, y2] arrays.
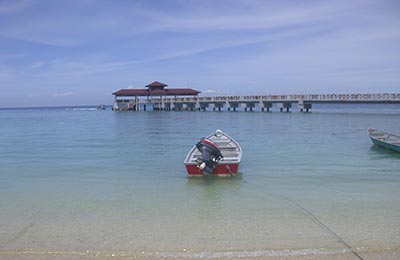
[[112, 81, 201, 111]]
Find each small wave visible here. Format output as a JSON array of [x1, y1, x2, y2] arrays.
[[156, 248, 348, 259], [70, 108, 98, 111]]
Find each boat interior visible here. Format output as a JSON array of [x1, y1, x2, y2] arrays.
[[187, 133, 241, 163]]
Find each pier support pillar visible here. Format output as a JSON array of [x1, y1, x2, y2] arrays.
[[304, 103, 312, 112], [185, 102, 196, 111], [262, 102, 273, 112], [173, 103, 183, 111], [214, 102, 224, 111], [245, 102, 256, 112], [228, 102, 239, 112], [299, 102, 312, 112], [199, 102, 209, 111], [278, 102, 291, 112]]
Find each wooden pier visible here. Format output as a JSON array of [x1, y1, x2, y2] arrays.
[[113, 93, 400, 112]]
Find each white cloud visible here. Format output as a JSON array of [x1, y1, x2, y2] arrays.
[[202, 89, 218, 94], [53, 91, 74, 97], [148, 1, 369, 32], [29, 61, 46, 69]]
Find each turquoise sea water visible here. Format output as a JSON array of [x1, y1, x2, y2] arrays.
[[0, 105, 400, 259]]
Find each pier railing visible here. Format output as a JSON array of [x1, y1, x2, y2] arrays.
[[114, 93, 400, 111], [157, 93, 400, 103]]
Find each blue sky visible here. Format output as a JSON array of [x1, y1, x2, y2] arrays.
[[0, 0, 399, 107]]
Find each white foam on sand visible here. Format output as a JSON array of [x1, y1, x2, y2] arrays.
[[156, 248, 347, 259]]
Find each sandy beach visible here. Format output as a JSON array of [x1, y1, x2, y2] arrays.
[[1, 246, 400, 260]]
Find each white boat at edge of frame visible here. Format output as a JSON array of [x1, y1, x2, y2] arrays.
[[368, 128, 400, 153]]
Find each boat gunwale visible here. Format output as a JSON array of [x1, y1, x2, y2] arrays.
[[368, 128, 400, 145]]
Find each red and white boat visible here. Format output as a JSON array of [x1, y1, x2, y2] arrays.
[[184, 129, 242, 176]]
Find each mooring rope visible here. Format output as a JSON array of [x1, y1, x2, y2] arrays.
[[240, 179, 365, 260], [225, 165, 233, 177]]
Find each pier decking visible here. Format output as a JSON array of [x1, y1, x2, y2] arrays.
[[113, 93, 400, 112]]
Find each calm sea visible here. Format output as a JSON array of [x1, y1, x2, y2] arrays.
[[0, 105, 399, 259]]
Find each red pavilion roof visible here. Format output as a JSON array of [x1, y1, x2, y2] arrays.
[[166, 88, 201, 95], [113, 87, 200, 97], [146, 81, 168, 88], [112, 89, 149, 96]]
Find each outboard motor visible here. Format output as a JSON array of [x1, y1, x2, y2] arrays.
[[195, 138, 223, 174]]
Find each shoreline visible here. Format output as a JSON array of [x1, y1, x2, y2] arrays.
[[1, 246, 399, 260]]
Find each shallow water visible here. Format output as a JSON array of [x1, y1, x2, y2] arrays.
[[0, 106, 399, 258]]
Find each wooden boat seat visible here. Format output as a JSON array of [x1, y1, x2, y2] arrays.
[[192, 150, 239, 156], [222, 157, 239, 161], [221, 151, 239, 155], [212, 141, 231, 146], [218, 146, 237, 150]]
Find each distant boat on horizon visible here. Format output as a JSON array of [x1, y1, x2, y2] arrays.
[[97, 104, 106, 110]]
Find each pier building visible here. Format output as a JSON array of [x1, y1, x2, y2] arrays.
[[112, 82, 400, 112], [112, 81, 200, 111]]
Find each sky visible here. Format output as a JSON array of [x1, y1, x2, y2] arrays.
[[0, 0, 399, 107]]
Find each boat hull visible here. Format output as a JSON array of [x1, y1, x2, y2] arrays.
[[185, 163, 239, 176], [370, 137, 400, 152]]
